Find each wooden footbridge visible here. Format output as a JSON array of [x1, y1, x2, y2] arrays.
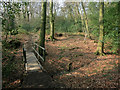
[[23, 42, 45, 72], [21, 42, 53, 88]]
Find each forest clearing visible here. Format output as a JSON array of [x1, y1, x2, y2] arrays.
[[1, 0, 120, 89]]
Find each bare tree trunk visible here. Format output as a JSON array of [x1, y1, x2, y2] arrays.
[[96, 1, 104, 56], [27, 11, 29, 22], [5, 32, 8, 42], [73, 3, 79, 30], [25, 2, 29, 22], [39, 1, 47, 56], [79, 3, 85, 33], [81, 2, 91, 38], [68, 5, 74, 20], [49, 0, 54, 41], [22, 3, 26, 19], [118, 1, 120, 54]]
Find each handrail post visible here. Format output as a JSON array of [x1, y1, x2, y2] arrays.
[[35, 44, 37, 58], [23, 45, 27, 70], [43, 50, 45, 62]]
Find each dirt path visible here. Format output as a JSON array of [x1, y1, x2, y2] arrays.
[[24, 34, 33, 52], [21, 71, 53, 88]]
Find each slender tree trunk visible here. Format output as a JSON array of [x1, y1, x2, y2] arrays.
[[39, 1, 47, 56], [68, 5, 74, 21], [75, 3, 84, 32], [22, 7, 26, 19], [5, 32, 8, 41], [23, 12, 26, 19], [79, 3, 85, 33], [118, 1, 120, 54], [80, 12, 85, 33], [27, 11, 29, 22], [25, 3, 30, 22], [30, 12, 32, 19], [29, 2, 34, 20], [25, 3, 27, 20], [53, 3, 56, 20], [81, 2, 91, 38], [73, 3, 79, 29], [22, 3, 27, 19], [96, 1, 104, 55], [49, 0, 54, 41], [73, 4, 77, 23]]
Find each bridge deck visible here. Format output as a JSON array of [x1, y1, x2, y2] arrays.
[[26, 52, 42, 72]]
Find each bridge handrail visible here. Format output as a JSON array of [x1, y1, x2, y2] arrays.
[[33, 43, 45, 50], [32, 42, 45, 62], [32, 47, 44, 61]]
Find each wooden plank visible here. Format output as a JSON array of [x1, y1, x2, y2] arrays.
[[26, 52, 41, 71]]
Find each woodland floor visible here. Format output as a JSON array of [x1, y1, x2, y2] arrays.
[[2, 33, 120, 88], [43, 34, 119, 88]]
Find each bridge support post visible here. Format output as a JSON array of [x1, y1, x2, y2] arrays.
[[43, 50, 45, 62], [23, 46, 27, 71]]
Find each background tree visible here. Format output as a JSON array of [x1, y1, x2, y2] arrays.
[[96, 1, 104, 55], [87, 2, 99, 37], [49, 0, 54, 41], [81, 2, 90, 38], [118, 1, 120, 54], [2, 2, 21, 41], [76, 2, 85, 32], [39, 1, 47, 55], [2, 1, 118, 55]]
